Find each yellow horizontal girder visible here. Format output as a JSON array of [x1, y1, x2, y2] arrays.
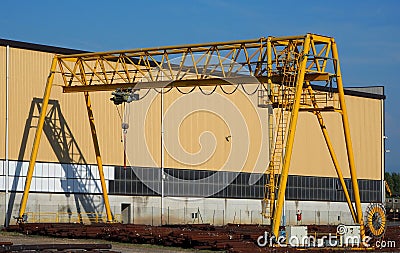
[[54, 34, 334, 93]]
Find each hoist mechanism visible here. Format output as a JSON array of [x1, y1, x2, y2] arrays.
[[18, 33, 369, 241], [110, 88, 139, 105]]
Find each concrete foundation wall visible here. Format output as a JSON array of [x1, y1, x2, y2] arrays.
[[0, 192, 369, 227]]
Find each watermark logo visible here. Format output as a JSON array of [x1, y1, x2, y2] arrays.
[[256, 230, 339, 247], [336, 224, 348, 235], [257, 224, 396, 248]]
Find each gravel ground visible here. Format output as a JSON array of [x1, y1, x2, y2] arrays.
[[0, 232, 209, 253]]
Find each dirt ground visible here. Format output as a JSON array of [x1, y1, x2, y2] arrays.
[[3, 223, 400, 253], [0, 231, 211, 253]]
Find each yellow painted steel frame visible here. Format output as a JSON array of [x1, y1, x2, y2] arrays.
[[83, 92, 113, 222], [18, 56, 113, 223], [305, 83, 357, 221], [266, 37, 276, 221], [270, 35, 364, 238], [271, 35, 312, 236], [332, 39, 365, 237], [18, 34, 365, 241]]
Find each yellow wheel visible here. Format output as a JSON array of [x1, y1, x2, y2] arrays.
[[365, 203, 386, 238]]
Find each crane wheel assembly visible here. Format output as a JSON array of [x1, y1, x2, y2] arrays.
[[365, 203, 386, 238]]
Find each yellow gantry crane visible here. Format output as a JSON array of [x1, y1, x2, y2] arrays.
[[18, 33, 365, 239], [385, 180, 392, 197]]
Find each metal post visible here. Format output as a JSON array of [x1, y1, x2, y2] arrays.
[[19, 57, 58, 220], [331, 39, 364, 237], [272, 34, 311, 237], [213, 210, 215, 225], [83, 92, 113, 222], [161, 87, 165, 225], [5, 45, 10, 227], [381, 99, 385, 203], [315, 210, 316, 225], [151, 206, 154, 226], [132, 205, 135, 224], [282, 193, 286, 226], [328, 210, 330, 225], [266, 37, 273, 95]]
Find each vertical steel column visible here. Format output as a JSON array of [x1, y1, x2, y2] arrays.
[[266, 37, 276, 222], [5, 45, 10, 227], [161, 87, 165, 225], [381, 99, 385, 203], [271, 34, 311, 237], [266, 37, 273, 97], [331, 39, 365, 237], [83, 92, 113, 222], [19, 57, 58, 220]]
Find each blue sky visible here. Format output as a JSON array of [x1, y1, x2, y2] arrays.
[[1, 0, 399, 172]]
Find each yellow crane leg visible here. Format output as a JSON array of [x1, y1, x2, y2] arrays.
[[18, 57, 58, 221], [266, 37, 275, 221], [266, 37, 273, 95], [84, 92, 113, 222], [305, 84, 357, 221], [271, 34, 311, 237], [317, 112, 358, 221], [331, 39, 365, 238]]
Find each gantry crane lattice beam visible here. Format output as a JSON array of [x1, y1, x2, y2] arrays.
[[57, 35, 329, 93], [19, 33, 365, 240]]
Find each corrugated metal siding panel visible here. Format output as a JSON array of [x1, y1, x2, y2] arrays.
[[291, 109, 350, 178], [126, 85, 269, 173], [290, 95, 382, 180], [7, 48, 123, 165], [347, 96, 382, 180], [8, 48, 55, 162], [158, 86, 267, 173], [49, 76, 124, 165]]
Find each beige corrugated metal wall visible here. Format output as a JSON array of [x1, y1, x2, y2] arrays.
[[291, 96, 382, 179], [0, 47, 123, 166], [124, 85, 269, 174], [0, 45, 383, 181]]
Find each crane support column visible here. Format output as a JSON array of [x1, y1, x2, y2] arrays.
[[84, 92, 113, 222], [271, 34, 312, 237], [331, 39, 365, 237], [266, 37, 276, 219], [305, 84, 357, 221], [19, 57, 58, 220]]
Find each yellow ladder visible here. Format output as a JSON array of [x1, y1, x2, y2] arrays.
[[263, 44, 299, 219]]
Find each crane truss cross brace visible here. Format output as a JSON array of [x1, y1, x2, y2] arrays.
[[19, 33, 364, 238]]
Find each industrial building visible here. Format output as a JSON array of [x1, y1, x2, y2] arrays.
[[0, 36, 385, 227]]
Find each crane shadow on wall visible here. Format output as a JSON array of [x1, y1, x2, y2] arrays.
[[6, 98, 106, 224]]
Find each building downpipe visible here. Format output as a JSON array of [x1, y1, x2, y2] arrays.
[[5, 45, 10, 227]]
